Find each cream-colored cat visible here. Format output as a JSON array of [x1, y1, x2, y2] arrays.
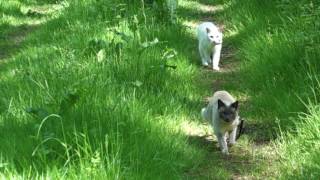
[[201, 91, 240, 155]]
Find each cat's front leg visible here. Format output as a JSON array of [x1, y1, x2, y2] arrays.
[[229, 127, 237, 146], [216, 132, 228, 155], [212, 44, 222, 71]]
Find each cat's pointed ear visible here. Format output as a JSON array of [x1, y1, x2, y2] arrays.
[[231, 101, 239, 110], [218, 99, 225, 109], [206, 27, 211, 34]]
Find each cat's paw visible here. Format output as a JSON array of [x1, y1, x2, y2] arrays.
[[202, 62, 209, 66], [221, 149, 229, 155], [213, 66, 220, 71]]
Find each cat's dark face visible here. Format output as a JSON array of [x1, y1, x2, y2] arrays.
[[218, 99, 238, 123]]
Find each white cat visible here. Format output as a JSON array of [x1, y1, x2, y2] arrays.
[[201, 91, 240, 155], [197, 22, 223, 70]]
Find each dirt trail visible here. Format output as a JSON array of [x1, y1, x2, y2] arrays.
[[180, 1, 274, 179], [0, 25, 38, 61], [0, 3, 64, 62]]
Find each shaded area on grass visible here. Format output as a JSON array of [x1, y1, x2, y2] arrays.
[[0, 0, 66, 62], [0, 0, 208, 178], [0, 24, 39, 60]]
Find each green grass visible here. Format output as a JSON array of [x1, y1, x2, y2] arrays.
[[1, 0, 320, 179], [277, 104, 320, 179], [217, 0, 320, 178], [220, 0, 320, 127], [0, 0, 208, 178]]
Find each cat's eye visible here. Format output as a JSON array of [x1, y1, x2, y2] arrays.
[[209, 36, 214, 38]]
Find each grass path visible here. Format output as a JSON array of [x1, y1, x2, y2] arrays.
[[179, 0, 276, 179], [0, 25, 37, 60], [0, 2, 64, 62]]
